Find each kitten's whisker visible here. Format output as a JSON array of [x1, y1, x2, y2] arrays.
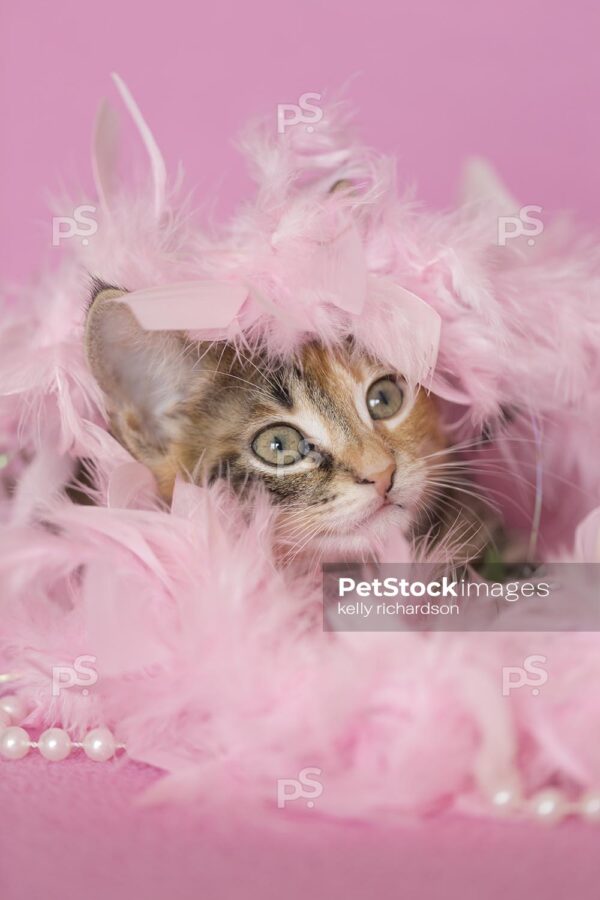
[[425, 478, 502, 516], [426, 460, 535, 491], [215, 371, 282, 405], [427, 475, 532, 518], [419, 437, 492, 461], [429, 508, 484, 564], [419, 434, 540, 464], [233, 348, 288, 398], [280, 523, 324, 565], [469, 456, 586, 496], [431, 490, 497, 554], [277, 510, 327, 542]]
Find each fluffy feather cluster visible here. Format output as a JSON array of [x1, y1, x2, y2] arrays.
[[1, 78, 600, 818]]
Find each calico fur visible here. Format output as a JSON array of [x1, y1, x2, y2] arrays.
[[85, 286, 490, 563]]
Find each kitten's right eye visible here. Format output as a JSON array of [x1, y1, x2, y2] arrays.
[[251, 424, 305, 467], [366, 376, 404, 420]]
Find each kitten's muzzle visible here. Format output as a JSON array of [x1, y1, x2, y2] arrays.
[[358, 462, 396, 498]]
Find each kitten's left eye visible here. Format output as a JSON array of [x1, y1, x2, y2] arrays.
[[366, 376, 404, 420], [251, 423, 305, 467]]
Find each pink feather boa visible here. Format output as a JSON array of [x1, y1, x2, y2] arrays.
[[1, 78, 600, 818]]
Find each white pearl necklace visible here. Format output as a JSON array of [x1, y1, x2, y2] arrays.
[[0, 694, 125, 763], [2, 689, 600, 823], [486, 782, 600, 825]]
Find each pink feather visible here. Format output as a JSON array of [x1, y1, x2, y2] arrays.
[[1, 78, 599, 821]]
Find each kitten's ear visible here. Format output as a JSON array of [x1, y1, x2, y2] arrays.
[[85, 285, 199, 459]]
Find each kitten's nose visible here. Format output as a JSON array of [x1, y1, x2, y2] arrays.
[[361, 462, 396, 497]]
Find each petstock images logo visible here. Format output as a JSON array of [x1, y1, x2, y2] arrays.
[[322, 562, 600, 632]]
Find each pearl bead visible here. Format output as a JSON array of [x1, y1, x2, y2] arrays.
[[580, 791, 600, 823], [490, 783, 523, 815], [0, 694, 28, 724], [0, 726, 31, 760], [38, 728, 72, 761], [83, 727, 116, 762], [530, 789, 569, 824], [0, 710, 11, 730]]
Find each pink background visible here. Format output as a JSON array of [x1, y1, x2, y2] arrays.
[[2, 0, 600, 286], [2, 3, 600, 897]]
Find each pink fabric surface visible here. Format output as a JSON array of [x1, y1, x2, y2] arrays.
[[1, 756, 598, 900]]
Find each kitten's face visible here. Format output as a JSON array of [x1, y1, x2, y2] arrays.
[[85, 288, 446, 558], [180, 342, 445, 558]]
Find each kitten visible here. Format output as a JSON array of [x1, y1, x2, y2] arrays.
[[85, 284, 491, 563]]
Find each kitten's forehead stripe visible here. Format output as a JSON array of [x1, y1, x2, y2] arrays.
[[298, 357, 364, 442], [265, 364, 294, 409]]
